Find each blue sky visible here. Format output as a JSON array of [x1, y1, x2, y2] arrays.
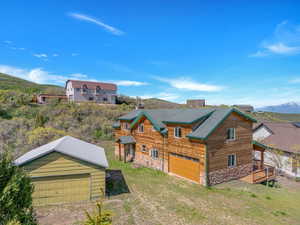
[[1, 0, 300, 107]]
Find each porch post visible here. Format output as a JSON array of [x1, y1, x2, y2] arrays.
[[124, 144, 126, 163], [119, 143, 121, 161], [260, 150, 264, 169]]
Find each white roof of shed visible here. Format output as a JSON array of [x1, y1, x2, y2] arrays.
[[14, 136, 109, 168]]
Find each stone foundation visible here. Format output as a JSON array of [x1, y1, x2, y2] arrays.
[[134, 152, 168, 171], [208, 163, 252, 185]]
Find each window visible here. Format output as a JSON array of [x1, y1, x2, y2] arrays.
[[141, 145, 147, 152], [96, 86, 101, 93], [150, 149, 159, 159], [82, 84, 88, 92], [227, 128, 236, 140], [174, 127, 182, 138], [138, 123, 144, 133], [123, 123, 129, 130], [228, 154, 236, 167], [88, 97, 94, 101]]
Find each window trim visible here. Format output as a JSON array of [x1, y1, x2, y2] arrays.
[[138, 123, 144, 133], [123, 123, 129, 130], [228, 154, 237, 168], [150, 148, 159, 159], [141, 145, 147, 152], [226, 128, 236, 141], [174, 127, 182, 138]]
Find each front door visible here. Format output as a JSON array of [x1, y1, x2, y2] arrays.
[[125, 144, 135, 162]]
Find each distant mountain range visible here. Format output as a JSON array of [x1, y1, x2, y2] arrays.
[[256, 102, 300, 114]]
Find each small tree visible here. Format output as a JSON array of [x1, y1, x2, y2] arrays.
[[84, 189, 112, 225], [0, 153, 37, 225]]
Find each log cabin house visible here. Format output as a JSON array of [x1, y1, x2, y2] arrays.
[[113, 108, 276, 185]]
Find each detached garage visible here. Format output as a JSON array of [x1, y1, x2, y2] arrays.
[[14, 136, 109, 206]]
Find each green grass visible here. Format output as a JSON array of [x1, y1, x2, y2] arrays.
[[251, 111, 300, 122], [100, 141, 300, 225]]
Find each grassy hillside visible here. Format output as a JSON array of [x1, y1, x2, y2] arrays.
[[251, 111, 300, 122], [0, 73, 64, 94], [143, 98, 185, 109]]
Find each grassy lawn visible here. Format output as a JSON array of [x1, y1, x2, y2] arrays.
[[36, 141, 300, 225], [103, 141, 300, 225]]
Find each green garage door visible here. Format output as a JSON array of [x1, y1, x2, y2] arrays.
[[31, 174, 90, 206]]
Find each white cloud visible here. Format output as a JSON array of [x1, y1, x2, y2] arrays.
[[3, 40, 12, 44], [0, 64, 90, 85], [265, 42, 300, 55], [33, 53, 48, 58], [111, 80, 148, 86], [68, 12, 124, 36], [289, 78, 300, 83], [153, 76, 223, 92], [53, 53, 59, 57], [71, 53, 79, 56], [70, 73, 88, 79], [248, 50, 269, 58], [250, 21, 300, 57]]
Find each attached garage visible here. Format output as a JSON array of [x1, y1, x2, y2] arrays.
[[169, 153, 200, 183], [14, 136, 109, 206]]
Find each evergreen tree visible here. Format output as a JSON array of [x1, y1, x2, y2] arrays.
[[0, 153, 37, 225]]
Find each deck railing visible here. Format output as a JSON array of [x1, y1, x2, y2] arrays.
[[252, 166, 275, 183]]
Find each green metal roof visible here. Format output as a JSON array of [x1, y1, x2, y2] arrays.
[[187, 108, 257, 140], [117, 136, 136, 144], [116, 108, 257, 140]]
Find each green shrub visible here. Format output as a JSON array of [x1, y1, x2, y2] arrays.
[[0, 153, 37, 225], [84, 202, 112, 225], [250, 193, 257, 198]]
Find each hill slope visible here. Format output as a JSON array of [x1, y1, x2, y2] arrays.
[[0, 73, 64, 94]]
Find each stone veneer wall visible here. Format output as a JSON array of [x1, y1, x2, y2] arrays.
[[134, 152, 168, 172], [208, 163, 252, 185]]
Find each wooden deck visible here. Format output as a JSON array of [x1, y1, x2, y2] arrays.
[[241, 166, 276, 184]]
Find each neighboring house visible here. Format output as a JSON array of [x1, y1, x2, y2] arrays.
[[65, 80, 117, 104], [253, 122, 300, 178], [233, 105, 254, 113], [113, 108, 260, 186], [14, 136, 109, 206], [186, 99, 206, 107], [37, 94, 67, 104]]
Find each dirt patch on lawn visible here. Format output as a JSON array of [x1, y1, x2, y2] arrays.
[[36, 202, 95, 225]]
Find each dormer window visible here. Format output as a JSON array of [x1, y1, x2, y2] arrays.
[[96, 86, 101, 94], [138, 123, 144, 133], [174, 127, 182, 138], [82, 84, 88, 93]]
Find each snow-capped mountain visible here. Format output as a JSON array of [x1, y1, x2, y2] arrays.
[[256, 102, 300, 114]]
